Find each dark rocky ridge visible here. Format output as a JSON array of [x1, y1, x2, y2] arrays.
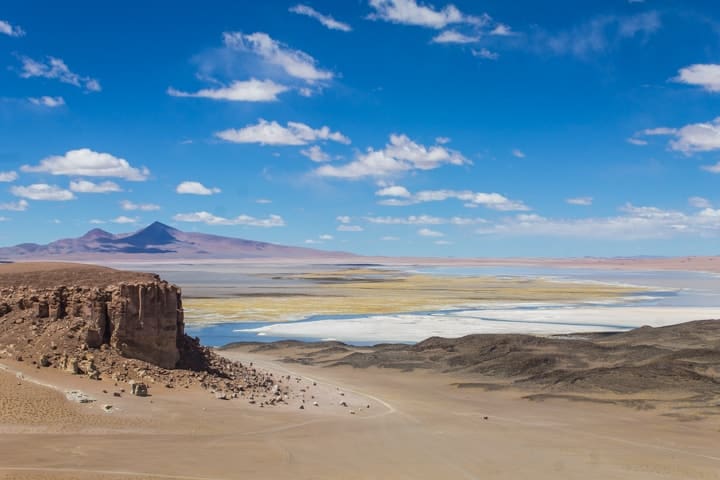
[[231, 320, 720, 405]]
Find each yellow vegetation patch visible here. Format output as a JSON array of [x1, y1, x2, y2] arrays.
[[184, 269, 643, 324]]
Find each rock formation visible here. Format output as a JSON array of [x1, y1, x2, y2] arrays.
[[0, 278, 183, 369], [0, 263, 282, 403]]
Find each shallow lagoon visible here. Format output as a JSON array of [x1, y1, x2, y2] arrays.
[[118, 263, 720, 346]]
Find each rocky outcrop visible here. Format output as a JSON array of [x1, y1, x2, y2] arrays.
[[0, 279, 183, 368], [0, 263, 285, 404]]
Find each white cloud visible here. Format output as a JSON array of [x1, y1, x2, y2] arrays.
[[173, 211, 285, 227], [216, 119, 350, 146], [0, 216, 9, 222], [89, 219, 106, 224], [490, 24, 513, 36], [689, 196, 712, 209], [316, 134, 468, 179], [435, 240, 453, 245], [167, 79, 289, 102], [11, 184, 75, 201], [176, 181, 221, 195], [435, 136, 450, 144], [642, 127, 677, 135], [290, 5, 352, 32], [69, 180, 122, 193], [223, 32, 333, 83], [418, 228, 444, 237], [337, 224, 363, 232], [120, 200, 161, 211], [22, 149, 149, 180], [472, 48, 498, 60], [537, 12, 660, 58], [475, 203, 720, 239], [669, 118, 720, 154], [366, 215, 485, 225], [431, 30, 479, 44], [29, 96, 65, 108], [674, 64, 720, 92], [566, 197, 593, 206], [300, 145, 331, 162], [0, 171, 18, 182], [376, 185, 411, 197], [256, 198, 272, 204], [626, 137, 647, 146], [701, 162, 720, 174], [0, 199, 28, 211], [112, 216, 139, 224], [377, 187, 529, 211], [381, 236, 400, 241], [368, 0, 487, 29], [512, 149, 525, 158], [336, 215, 351, 224], [319, 234, 334, 240], [18, 56, 100, 92], [305, 239, 322, 244], [0, 19, 24, 37]]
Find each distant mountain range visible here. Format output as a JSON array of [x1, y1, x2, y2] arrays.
[[0, 222, 355, 261]]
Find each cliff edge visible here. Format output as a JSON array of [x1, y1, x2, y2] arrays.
[[0, 263, 280, 403]]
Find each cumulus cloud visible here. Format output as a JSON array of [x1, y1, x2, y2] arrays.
[[490, 24, 513, 36], [566, 197, 593, 206], [368, 0, 487, 29], [431, 30, 479, 44], [376, 185, 411, 197], [22, 149, 149, 180], [472, 48, 498, 60], [120, 200, 161, 211], [223, 32, 333, 83], [0, 199, 28, 211], [316, 134, 468, 179], [300, 145, 331, 162], [689, 196, 711, 209], [112, 216, 139, 224], [173, 211, 285, 227], [418, 227, 444, 237], [29, 96, 65, 108], [176, 181, 221, 195], [69, 180, 122, 193], [11, 184, 75, 201], [476, 204, 720, 239], [290, 5, 352, 32], [631, 119, 720, 154], [336, 215, 351, 224], [18, 56, 100, 92], [167, 79, 289, 102], [337, 224, 364, 232], [366, 215, 485, 225], [674, 64, 720, 92], [0, 19, 24, 37], [701, 161, 720, 173], [216, 119, 350, 146], [376, 186, 529, 211], [0, 171, 18, 182], [512, 149, 525, 158]]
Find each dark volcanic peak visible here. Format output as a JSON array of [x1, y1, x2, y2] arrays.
[[118, 221, 179, 247], [0, 221, 356, 260]]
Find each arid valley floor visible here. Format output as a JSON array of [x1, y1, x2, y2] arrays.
[[0, 261, 719, 479]]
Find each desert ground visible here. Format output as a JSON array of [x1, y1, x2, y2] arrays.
[[1, 261, 719, 479], [1, 338, 719, 480]]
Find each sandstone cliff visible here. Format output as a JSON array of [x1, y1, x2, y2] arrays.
[[0, 263, 282, 403]]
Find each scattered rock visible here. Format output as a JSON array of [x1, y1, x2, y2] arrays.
[[65, 390, 95, 403], [129, 380, 148, 397]]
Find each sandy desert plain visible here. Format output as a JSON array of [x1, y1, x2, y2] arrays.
[[1, 258, 719, 479]]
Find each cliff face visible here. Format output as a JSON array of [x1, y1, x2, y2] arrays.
[[0, 279, 184, 369]]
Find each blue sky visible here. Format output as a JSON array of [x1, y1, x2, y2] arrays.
[[2, 0, 720, 257]]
